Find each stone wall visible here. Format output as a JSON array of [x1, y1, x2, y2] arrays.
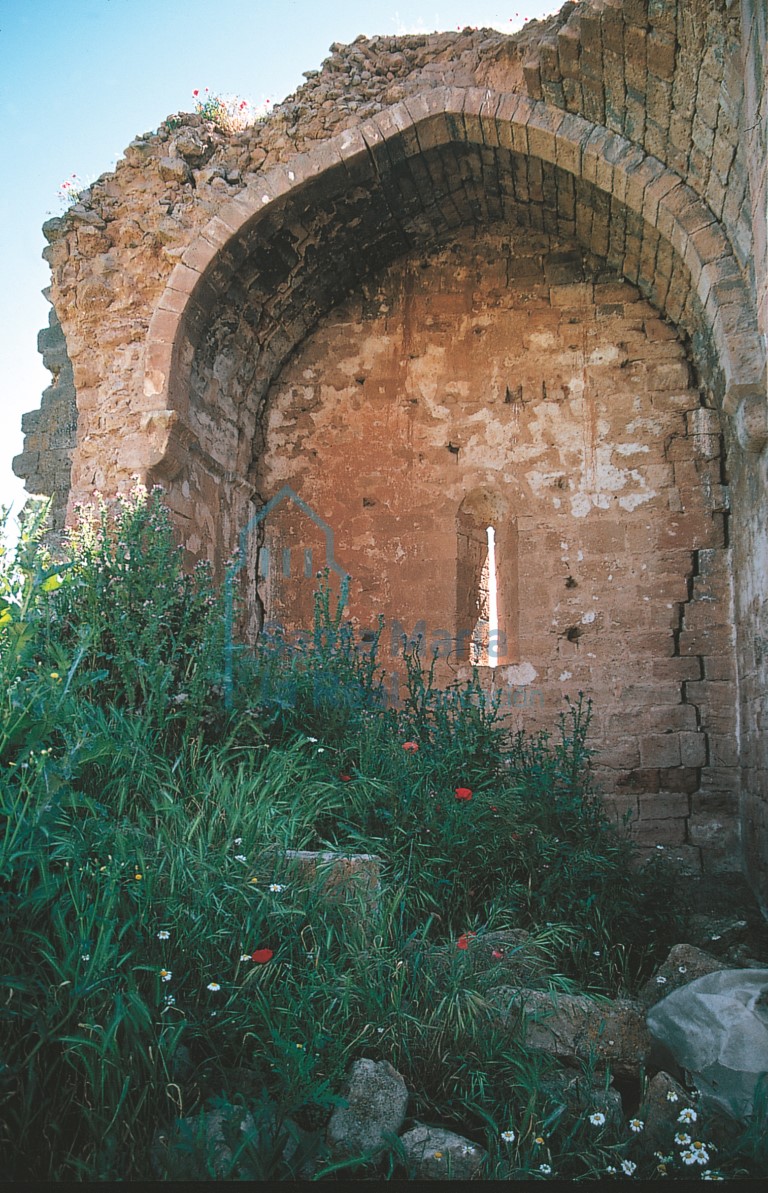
[[13, 1, 767, 899], [731, 0, 768, 911], [253, 227, 736, 868], [17, 308, 75, 533]]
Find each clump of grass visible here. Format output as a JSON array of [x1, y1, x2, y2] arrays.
[[0, 493, 758, 1179]]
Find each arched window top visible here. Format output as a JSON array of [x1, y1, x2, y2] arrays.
[[457, 488, 509, 526]]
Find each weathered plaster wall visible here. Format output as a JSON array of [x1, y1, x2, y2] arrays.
[[12, 0, 767, 899], [255, 227, 736, 868]]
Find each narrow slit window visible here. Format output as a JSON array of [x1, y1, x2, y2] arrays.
[[456, 490, 518, 668], [487, 525, 498, 668], [470, 526, 498, 667]]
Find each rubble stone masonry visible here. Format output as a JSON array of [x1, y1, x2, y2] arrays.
[[14, 1, 768, 904]]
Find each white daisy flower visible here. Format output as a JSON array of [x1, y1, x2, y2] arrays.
[[589, 1112, 606, 1126], [207, 981, 221, 992], [629, 1118, 644, 1133], [157, 930, 170, 940], [500, 1129, 516, 1143], [678, 1107, 697, 1124], [620, 1159, 637, 1176], [269, 883, 286, 892], [539, 1164, 552, 1174], [159, 969, 172, 982]]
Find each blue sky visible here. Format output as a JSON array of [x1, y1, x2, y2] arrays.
[[0, 0, 553, 527]]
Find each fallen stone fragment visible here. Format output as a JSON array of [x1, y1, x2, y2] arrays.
[[687, 915, 750, 956], [638, 942, 728, 1008], [490, 986, 651, 1077], [326, 1058, 408, 1161], [398, 1123, 487, 1180], [638, 1070, 692, 1155]]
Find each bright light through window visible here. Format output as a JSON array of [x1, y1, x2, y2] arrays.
[[487, 524, 498, 669]]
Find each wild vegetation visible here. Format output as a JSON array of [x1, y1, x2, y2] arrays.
[[1, 489, 764, 1180]]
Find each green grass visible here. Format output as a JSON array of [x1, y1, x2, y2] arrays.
[[0, 490, 763, 1180]]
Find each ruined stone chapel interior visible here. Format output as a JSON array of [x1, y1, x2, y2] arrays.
[[15, 0, 768, 908]]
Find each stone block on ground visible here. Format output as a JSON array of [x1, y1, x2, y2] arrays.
[[398, 1123, 487, 1180], [489, 986, 651, 1077], [638, 1070, 692, 1155], [638, 942, 728, 1008], [686, 914, 750, 956], [326, 1058, 408, 1161]]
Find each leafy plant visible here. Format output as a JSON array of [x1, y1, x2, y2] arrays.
[[57, 173, 91, 209], [191, 87, 269, 132], [0, 499, 73, 763], [0, 497, 759, 1180], [51, 484, 223, 741]]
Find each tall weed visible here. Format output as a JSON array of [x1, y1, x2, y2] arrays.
[[0, 497, 749, 1179]]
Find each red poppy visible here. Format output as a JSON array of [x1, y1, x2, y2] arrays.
[[490, 806, 498, 812], [455, 787, 473, 801], [193, 89, 199, 96], [402, 741, 419, 752], [492, 948, 505, 960], [456, 932, 476, 949], [251, 948, 274, 964], [340, 773, 352, 782]]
